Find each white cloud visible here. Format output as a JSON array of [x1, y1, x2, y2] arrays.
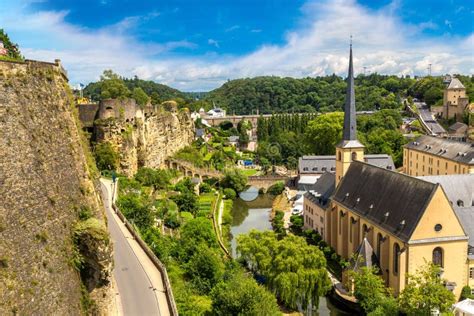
[[225, 25, 240, 32], [207, 38, 219, 48], [0, 0, 472, 91]]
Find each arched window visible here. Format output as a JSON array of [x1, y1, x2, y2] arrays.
[[350, 217, 354, 243], [352, 152, 357, 161], [377, 233, 383, 257], [338, 151, 342, 161], [432, 247, 443, 267], [362, 224, 368, 238], [393, 243, 400, 275], [339, 211, 344, 235]]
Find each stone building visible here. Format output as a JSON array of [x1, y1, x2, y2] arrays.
[[303, 46, 472, 299], [403, 135, 474, 176], [443, 76, 469, 121]]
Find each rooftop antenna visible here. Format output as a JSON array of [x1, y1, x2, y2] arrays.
[[428, 63, 432, 76]]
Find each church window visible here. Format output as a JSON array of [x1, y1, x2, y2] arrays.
[[432, 247, 443, 267], [349, 218, 353, 243], [377, 233, 383, 257], [339, 211, 343, 235], [362, 224, 368, 237], [393, 243, 400, 275]]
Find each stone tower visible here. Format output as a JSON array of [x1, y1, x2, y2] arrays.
[[335, 43, 365, 187]]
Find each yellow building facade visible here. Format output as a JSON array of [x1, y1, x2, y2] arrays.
[[403, 135, 474, 176]]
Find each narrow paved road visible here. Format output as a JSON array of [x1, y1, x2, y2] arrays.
[[414, 101, 446, 135], [100, 179, 170, 316]]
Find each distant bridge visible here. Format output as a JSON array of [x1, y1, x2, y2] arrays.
[[166, 159, 222, 180], [202, 111, 375, 132]]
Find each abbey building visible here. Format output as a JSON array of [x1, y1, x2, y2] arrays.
[[303, 45, 473, 299]]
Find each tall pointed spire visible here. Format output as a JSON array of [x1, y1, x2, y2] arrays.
[[343, 39, 357, 141]]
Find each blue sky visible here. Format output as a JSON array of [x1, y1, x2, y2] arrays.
[[0, 0, 472, 91]]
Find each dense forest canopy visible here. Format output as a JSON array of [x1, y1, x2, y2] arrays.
[[204, 74, 474, 115]]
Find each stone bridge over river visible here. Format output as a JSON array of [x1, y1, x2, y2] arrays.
[[202, 111, 375, 133], [166, 159, 296, 189]]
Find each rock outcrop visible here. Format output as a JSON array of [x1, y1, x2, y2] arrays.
[[90, 98, 194, 176], [0, 60, 113, 315]]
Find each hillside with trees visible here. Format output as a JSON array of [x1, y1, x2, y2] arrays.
[[205, 74, 474, 114], [83, 71, 188, 103]]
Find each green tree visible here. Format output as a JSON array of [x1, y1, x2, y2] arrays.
[[185, 245, 224, 294], [135, 167, 171, 190], [271, 211, 286, 239], [267, 181, 285, 195], [117, 194, 154, 230], [174, 177, 195, 193], [171, 192, 199, 215], [223, 188, 237, 200], [304, 112, 344, 155], [180, 217, 218, 260], [0, 29, 22, 60], [94, 142, 119, 171], [99, 70, 130, 99], [398, 262, 456, 315], [289, 215, 304, 235], [211, 270, 280, 315], [132, 87, 150, 107], [349, 267, 398, 315], [237, 230, 331, 310], [424, 86, 443, 107], [220, 169, 248, 193]]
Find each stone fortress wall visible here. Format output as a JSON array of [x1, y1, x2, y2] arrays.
[[0, 59, 113, 314], [78, 98, 195, 176]]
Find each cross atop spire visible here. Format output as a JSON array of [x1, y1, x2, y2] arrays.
[[342, 39, 357, 141]]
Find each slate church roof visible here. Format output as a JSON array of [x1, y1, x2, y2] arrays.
[[333, 161, 438, 242]]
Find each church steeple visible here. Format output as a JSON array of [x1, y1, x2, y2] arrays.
[[335, 40, 364, 187], [343, 40, 356, 141]]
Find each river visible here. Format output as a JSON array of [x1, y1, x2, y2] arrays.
[[229, 189, 352, 316]]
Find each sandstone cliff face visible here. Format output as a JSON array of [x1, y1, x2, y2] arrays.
[[0, 60, 112, 315], [94, 100, 194, 176]]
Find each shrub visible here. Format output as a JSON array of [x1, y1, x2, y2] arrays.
[[267, 181, 285, 195], [94, 142, 119, 171], [199, 182, 212, 193], [223, 188, 236, 200], [220, 169, 248, 193], [271, 210, 286, 239], [78, 206, 93, 220], [461, 285, 474, 300]]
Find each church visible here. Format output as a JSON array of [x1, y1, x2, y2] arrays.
[[303, 45, 473, 299]]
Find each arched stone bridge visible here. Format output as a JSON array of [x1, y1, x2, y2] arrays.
[[166, 159, 223, 181]]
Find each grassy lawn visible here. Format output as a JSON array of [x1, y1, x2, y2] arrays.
[[241, 169, 258, 176]]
